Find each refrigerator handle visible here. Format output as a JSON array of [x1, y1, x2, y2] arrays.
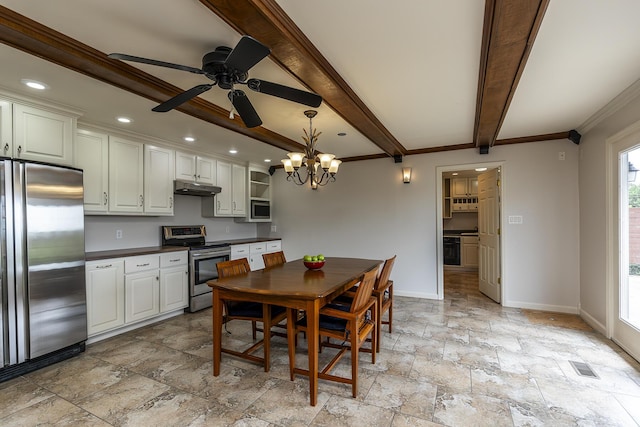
[[11, 161, 28, 363]]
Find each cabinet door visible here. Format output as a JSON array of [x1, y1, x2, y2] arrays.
[[232, 164, 246, 216], [109, 137, 144, 213], [231, 244, 250, 261], [215, 160, 232, 216], [86, 260, 125, 335], [249, 242, 266, 270], [175, 151, 196, 181], [0, 99, 12, 157], [462, 237, 479, 268], [125, 270, 160, 323], [160, 266, 188, 312], [468, 177, 478, 196], [451, 178, 468, 197], [75, 130, 109, 213], [196, 156, 216, 184], [266, 240, 282, 253], [13, 104, 74, 166], [144, 145, 174, 215]]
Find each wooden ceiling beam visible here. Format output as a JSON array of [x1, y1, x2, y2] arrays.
[[474, 0, 550, 149], [0, 5, 306, 153], [199, 0, 407, 158]]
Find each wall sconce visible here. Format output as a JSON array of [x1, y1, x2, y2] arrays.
[[402, 167, 412, 184], [629, 162, 638, 183]]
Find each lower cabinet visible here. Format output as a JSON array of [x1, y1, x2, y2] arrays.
[[230, 240, 282, 271], [462, 236, 479, 268], [86, 259, 125, 336], [86, 251, 188, 340]]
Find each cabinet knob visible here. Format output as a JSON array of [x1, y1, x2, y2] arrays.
[[103, 192, 108, 205], [169, 196, 173, 208], [3, 143, 8, 152], [17, 145, 22, 154], [139, 195, 144, 206]]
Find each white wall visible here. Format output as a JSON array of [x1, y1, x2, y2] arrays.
[[85, 194, 257, 252], [264, 139, 581, 311], [579, 90, 640, 331]]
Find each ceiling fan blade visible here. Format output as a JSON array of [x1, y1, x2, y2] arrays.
[[152, 84, 214, 112], [224, 36, 270, 74], [229, 89, 262, 128], [108, 53, 205, 75], [247, 79, 322, 107]]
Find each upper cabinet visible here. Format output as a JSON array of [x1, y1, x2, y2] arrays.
[[144, 145, 174, 215], [452, 177, 478, 197], [202, 160, 246, 218], [236, 167, 271, 222], [75, 129, 109, 213], [1, 99, 76, 166], [75, 130, 174, 216], [175, 151, 216, 185]]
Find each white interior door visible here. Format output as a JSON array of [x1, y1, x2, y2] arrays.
[[478, 168, 501, 302], [610, 136, 640, 361]]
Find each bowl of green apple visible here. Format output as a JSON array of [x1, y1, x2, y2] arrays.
[[303, 254, 325, 270]]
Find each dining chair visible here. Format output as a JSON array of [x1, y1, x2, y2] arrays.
[[333, 255, 396, 352], [216, 257, 286, 372], [291, 268, 377, 398], [262, 250, 286, 268]]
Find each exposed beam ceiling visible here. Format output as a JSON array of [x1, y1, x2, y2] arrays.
[[474, 0, 550, 149]]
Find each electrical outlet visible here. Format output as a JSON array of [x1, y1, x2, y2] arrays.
[[116, 229, 123, 239], [271, 225, 277, 233], [225, 226, 230, 233], [558, 151, 565, 161]]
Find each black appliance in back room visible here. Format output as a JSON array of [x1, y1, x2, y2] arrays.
[[1, 159, 86, 382]]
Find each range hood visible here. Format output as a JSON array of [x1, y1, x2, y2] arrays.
[[173, 180, 221, 197]]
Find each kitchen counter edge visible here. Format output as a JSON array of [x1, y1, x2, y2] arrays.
[[85, 237, 282, 261]]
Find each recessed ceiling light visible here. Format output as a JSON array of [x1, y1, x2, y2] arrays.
[[475, 167, 488, 172], [452, 172, 459, 176], [264, 159, 271, 163], [21, 79, 47, 90], [116, 117, 132, 123], [337, 132, 347, 136], [184, 136, 195, 142], [229, 149, 238, 154]]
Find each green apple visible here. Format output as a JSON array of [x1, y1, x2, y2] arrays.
[[317, 254, 325, 261], [303, 255, 312, 262], [311, 256, 318, 262]]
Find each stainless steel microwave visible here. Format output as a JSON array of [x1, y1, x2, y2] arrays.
[[251, 200, 270, 219]]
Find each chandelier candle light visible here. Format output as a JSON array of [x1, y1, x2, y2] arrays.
[[281, 110, 341, 188]]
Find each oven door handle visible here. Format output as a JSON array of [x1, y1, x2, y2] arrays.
[[191, 250, 231, 259]]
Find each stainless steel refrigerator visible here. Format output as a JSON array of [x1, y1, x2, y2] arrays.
[[0, 159, 86, 380]]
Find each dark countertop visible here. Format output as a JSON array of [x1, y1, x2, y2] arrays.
[[443, 229, 478, 236], [85, 237, 281, 261]]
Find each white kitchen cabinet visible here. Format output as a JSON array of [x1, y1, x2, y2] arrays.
[[204, 161, 246, 217], [175, 151, 216, 184], [0, 99, 12, 158], [452, 177, 478, 197], [86, 259, 125, 336], [124, 254, 160, 323], [232, 163, 247, 216], [144, 145, 174, 215], [231, 240, 281, 270], [462, 236, 479, 268], [159, 252, 188, 313], [249, 242, 267, 270], [108, 136, 144, 214], [75, 129, 109, 213], [11, 103, 75, 166], [231, 244, 250, 261]]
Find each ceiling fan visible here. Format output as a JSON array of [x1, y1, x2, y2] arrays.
[[108, 36, 322, 128]]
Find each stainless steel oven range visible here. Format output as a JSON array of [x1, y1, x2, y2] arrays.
[[161, 225, 230, 312]]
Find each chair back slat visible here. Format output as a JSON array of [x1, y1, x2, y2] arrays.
[[263, 251, 287, 268], [217, 258, 251, 278], [374, 255, 396, 291], [350, 268, 377, 313]]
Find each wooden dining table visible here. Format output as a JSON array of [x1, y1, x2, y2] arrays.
[[208, 257, 382, 406]]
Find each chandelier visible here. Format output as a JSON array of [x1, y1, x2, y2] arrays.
[[281, 110, 341, 188]]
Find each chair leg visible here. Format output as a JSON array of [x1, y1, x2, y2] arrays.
[[287, 308, 297, 381], [351, 328, 359, 398], [252, 320, 257, 340], [376, 295, 383, 353], [388, 284, 393, 333]]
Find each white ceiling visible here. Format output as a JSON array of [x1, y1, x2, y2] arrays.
[[1, 0, 639, 166]]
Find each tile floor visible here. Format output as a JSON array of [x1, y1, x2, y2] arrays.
[[2, 271, 640, 426]]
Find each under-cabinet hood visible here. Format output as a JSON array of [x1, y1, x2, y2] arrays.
[[173, 180, 221, 197]]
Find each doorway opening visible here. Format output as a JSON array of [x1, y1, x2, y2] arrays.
[[436, 163, 503, 302]]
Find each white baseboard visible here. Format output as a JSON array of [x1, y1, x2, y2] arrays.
[[502, 300, 579, 314], [395, 290, 441, 300], [86, 310, 184, 345], [579, 308, 607, 336]]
